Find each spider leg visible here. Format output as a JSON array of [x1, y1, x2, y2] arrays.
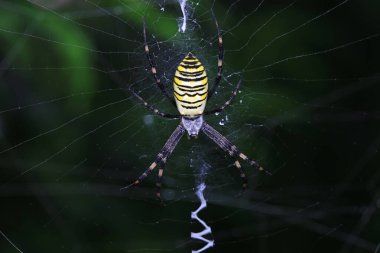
[[201, 122, 270, 177], [143, 17, 177, 107], [207, 10, 224, 101], [122, 124, 185, 190], [204, 79, 241, 115], [156, 164, 165, 200], [234, 160, 248, 191], [98, 53, 180, 119], [128, 86, 180, 119]]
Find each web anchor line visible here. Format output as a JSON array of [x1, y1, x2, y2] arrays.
[[191, 183, 214, 253]]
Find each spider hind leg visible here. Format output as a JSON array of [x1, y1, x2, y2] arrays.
[[208, 11, 224, 100], [143, 17, 176, 107]]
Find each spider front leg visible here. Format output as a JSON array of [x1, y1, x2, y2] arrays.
[[156, 164, 165, 200], [234, 160, 248, 191], [202, 122, 269, 189], [121, 124, 185, 192]]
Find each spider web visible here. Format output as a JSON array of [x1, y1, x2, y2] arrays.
[[0, 0, 380, 252]]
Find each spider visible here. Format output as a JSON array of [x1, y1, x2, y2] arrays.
[[126, 15, 268, 199]]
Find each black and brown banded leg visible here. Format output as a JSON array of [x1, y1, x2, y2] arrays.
[[234, 160, 248, 191], [122, 124, 185, 192], [156, 164, 165, 200], [127, 86, 180, 119], [204, 79, 241, 115], [143, 17, 176, 107], [207, 11, 224, 100], [101, 52, 179, 119], [201, 122, 269, 189]]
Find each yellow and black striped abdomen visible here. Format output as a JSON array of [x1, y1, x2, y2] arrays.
[[173, 52, 208, 116]]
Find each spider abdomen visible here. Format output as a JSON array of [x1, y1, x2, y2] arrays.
[[173, 52, 208, 116]]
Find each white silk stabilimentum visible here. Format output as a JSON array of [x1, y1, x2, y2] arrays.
[[178, 0, 187, 32], [191, 183, 214, 253]]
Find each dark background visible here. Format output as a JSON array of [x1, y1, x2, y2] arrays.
[[0, 0, 379, 252]]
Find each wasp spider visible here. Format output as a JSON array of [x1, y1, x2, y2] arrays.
[[126, 15, 268, 199]]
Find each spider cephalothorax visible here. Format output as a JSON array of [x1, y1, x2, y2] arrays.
[[181, 116, 204, 137], [125, 16, 267, 199]]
